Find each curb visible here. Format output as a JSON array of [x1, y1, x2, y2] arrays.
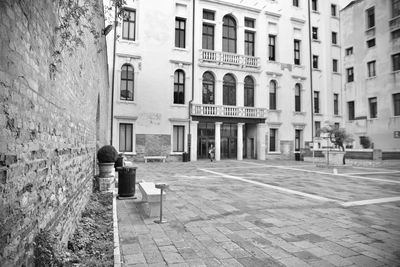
[[113, 188, 121, 267]]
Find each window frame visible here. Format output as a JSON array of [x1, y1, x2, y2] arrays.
[[313, 55, 319, 69], [393, 53, 400, 71], [346, 47, 353, 56], [367, 60, 376, 77], [331, 4, 337, 16], [393, 0, 400, 18], [334, 93, 339, 115], [368, 97, 377, 118], [348, 101, 355, 120], [314, 91, 320, 114], [122, 9, 136, 41], [269, 128, 277, 152], [269, 80, 277, 110], [268, 35, 276, 61], [202, 72, 215, 104], [295, 83, 301, 112], [293, 0, 299, 7], [294, 39, 301, 65], [312, 0, 318, 11], [222, 15, 237, 53], [223, 74, 236, 106], [312, 27, 318, 40], [244, 76, 255, 107], [315, 121, 321, 137], [394, 93, 400, 116], [120, 64, 134, 101], [347, 67, 354, 82], [119, 123, 133, 152], [172, 125, 185, 152], [175, 17, 186, 48], [244, 30, 255, 56], [367, 38, 376, 48], [332, 31, 337, 44], [202, 23, 215, 50], [203, 9, 215, 20], [173, 70, 185, 104], [366, 7, 375, 29], [333, 59, 338, 73]]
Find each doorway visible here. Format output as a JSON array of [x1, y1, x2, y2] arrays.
[[221, 123, 237, 159], [197, 123, 215, 159]]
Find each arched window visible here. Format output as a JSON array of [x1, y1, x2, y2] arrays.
[[120, 64, 134, 101], [244, 76, 254, 107], [295, 83, 301, 112], [222, 15, 237, 53], [223, 74, 236, 106], [202, 72, 215, 104], [174, 70, 185, 104], [269, 80, 277, 110]]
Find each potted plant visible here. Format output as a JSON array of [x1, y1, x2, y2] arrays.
[[318, 123, 354, 165], [97, 145, 118, 178]]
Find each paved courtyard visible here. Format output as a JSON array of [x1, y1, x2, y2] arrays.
[[116, 160, 400, 267]]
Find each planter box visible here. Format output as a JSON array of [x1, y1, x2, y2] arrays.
[[98, 162, 115, 178], [98, 176, 115, 192]]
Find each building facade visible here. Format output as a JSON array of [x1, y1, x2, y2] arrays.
[[107, 0, 342, 161], [341, 0, 400, 150]]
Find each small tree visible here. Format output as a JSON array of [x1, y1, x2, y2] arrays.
[[318, 123, 353, 151]]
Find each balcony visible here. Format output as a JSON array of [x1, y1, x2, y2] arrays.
[[199, 50, 260, 68], [191, 103, 267, 119]]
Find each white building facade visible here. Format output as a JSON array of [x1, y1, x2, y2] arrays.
[[107, 0, 342, 161], [341, 0, 400, 151]]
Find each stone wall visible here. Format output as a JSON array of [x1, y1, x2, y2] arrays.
[[0, 0, 109, 266]]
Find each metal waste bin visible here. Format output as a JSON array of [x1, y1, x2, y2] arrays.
[[182, 152, 189, 162], [116, 166, 137, 197]]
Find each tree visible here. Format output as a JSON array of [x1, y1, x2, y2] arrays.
[[318, 123, 354, 151]]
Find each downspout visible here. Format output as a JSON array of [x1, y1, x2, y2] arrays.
[[307, 0, 314, 146], [188, 0, 195, 158], [110, 2, 118, 145]]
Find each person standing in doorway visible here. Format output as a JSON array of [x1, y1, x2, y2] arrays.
[[208, 144, 215, 162]]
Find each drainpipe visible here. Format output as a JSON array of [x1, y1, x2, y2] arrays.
[[188, 0, 196, 158], [307, 0, 315, 146], [110, 2, 118, 145]]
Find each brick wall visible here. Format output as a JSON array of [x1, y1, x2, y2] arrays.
[[0, 0, 109, 266]]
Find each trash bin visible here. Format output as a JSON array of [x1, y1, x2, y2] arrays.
[[116, 166, 137, 197], [114, 154, 125, 169], [182, 152, 189, 162]]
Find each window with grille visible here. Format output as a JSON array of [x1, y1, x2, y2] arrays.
[[173, 126, 184, 152], [119, 123, 133, 152]]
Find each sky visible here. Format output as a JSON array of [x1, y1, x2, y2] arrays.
[[339, 0, 353, 9]]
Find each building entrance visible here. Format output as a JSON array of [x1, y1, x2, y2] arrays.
[[197, 123, 215, 159], [221, 123, 237, 159]]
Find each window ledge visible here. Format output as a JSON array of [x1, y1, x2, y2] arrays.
[[366, 76, 377, 80], [293, 64, 305, 69], [118, 100, 136, 104], [391, 70, 400, 74], [119, 39, 138, 45], [293, 111, 306, 115], [171, 104, 187, 107], [268, 151, 281, 154], [312, 10, 320, 15], [173, 47, 189, 52], [332, 72, 341, 75], [313, 68, 322, 72], [268, 109, 282, 113], [170, 152, 184, 155], [312, 39, 321, 43], [332, 44, 340, 48], [368, 118, 378, 121], [119, 152, 137, 155], [314, 113, 323, 116], [331, 16, 339, 20], [334, 115, 342, 118]]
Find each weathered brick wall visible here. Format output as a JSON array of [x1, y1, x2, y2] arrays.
[[0, 0, 109, 266]]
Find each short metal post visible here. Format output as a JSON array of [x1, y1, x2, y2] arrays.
[[154, 183, 168, 224]]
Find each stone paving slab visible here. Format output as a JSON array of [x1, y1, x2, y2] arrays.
[[117, 160, 400, 266]]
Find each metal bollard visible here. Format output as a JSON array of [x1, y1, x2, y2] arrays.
[[154, 183, 168, 224]]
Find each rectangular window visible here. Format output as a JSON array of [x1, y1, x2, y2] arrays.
[[269, 129, 277, 152], [393, 53, 400, 71], [393, 0, 400, 18], [173, 126, 184, 152], [367, 61, 376, 77], [312, 0, 318, 11], [119, 123, 133, 152], [369, 97, 377, 118], [315, 121, 321, 137], [244, 31, 255, 56], [332, 32, 337, 44], [245, 17, 255, 28], [293, 0, 299, 7], [347, 67, 354, 82], [334, 93, 339, 115], [203, 9, 215, 20], [392, 29, 400, 40], [367, 38, 376, 48], [313, 55, 319, 69], [175, 17, 186, 48], [333, 59, 338, 72], [295, 130, 302, 151], [269, 35, 276, 61], [122, 9, 136, 41], [394, 93, 400, 116], [366, 7, 375, 29], [314, 91, 320, 113], [202, 24, 214, 50], [348, 101, 355, 120], [294, 39, 301, 65], [331, 4, 337, 16], [312, 27, 318, 40], [346, 47, 353, 56], [334, 122, 340, 129]]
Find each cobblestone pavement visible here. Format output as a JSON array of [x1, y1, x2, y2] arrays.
[[116, 160, 400, 267]]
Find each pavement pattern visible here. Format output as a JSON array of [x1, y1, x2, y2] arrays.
[[116, 160, 400, 267]]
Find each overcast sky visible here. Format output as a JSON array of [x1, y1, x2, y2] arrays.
[[339, 0, 352, 9]]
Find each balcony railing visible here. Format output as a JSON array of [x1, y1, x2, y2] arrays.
[[199, 50, 260, 68], [191, 103, 267, 119]]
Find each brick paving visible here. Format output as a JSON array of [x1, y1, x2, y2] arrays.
[[116, 160, 400, 266]]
